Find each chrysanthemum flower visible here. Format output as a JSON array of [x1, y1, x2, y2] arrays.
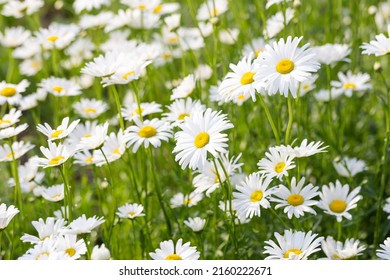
[[333, 157, 367, 177], [0, 123, 28, 140], [163, 98, 205, 126], [124, 118, 172, 153], [2, 0, 44, 18], [173, 108, 234, 170], [232, 172, 275, 219], [21, 217, 67, 244], [55, 234, 87, 260], [62, 214, 105, 235], [170, 74, 197, 100], [377, 237, 390, 260], [37, 117, 80, 141], [321, 236, 365, 260], [93, 130, 128, 166], [149, 239, 200, 260], [19, 237, 65, 260], [76, 122, 109, 151], [196, 0, 228, 22], [263, 229, 324, 260], [331, 71, 371, 97], [122, 101, 162, 122], [73, 98, 108, 119], [34, 141, 73, 168], [361, 25, 390, 56], [317, 180, 362, 222], [170, 192, 204, 208], [184, 217, 206, 232], [264, 8, 294, 38], [41, 184, 65, 202], [271, 177, 319, 219], [39, 77, 81, 97], [73, 0, 110, 13], [277, 139, 328, 158], [254, 36, 320, 98], [218, 54, 258, 101], [0, 108, 22, 129], [312, 44, 350, 65], [0, 203, 19, 229], [35, 23, 79, 50], [116, 203, 145, 219], [0, 141, 34, 162], [0, 79, 29, 105], [257, 147, 296, 180], [91, 243, 111, 260], [0, 26, 31, 48]]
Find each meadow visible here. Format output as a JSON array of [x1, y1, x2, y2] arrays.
[[0, 0, 390, 260]]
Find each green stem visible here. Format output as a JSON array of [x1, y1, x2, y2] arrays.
[[9, 142, 23, 215], [337, 221, 342, 240], [131, 220, 137, 259], [258, 94, 281, 145], [131, 83, 143, 122], [270, 207, 289, 229], [6, 49, 15, 82], [110, 85, 125, 131], [285, 95, 294, 144], [59, 165, 72, 221]]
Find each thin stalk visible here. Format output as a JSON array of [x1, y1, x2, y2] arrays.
[[110, 85, 125, 131], [131, 220, 137, 259], [285, 95, 294, 144], [270, 207, 289, 229], [9, 142, 23, 215], [337, 221, 342, 240], [131, 83, 143, 122], [258, 94, 281, 145], [59, 165, 72, 221]]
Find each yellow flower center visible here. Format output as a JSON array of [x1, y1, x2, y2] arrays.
[[194, 132, 210, 148], [274, 162, 286, 173], [85, 156, 93, 163], [240, 72, 255, 85], [138, 4, 146, 10], [0, 119, 11, 125], [51, 129, 64, 139], [128, 211, 136, 218], [184, 198, 192, 205], [250, 190, 263, 202], [211, 8, 220, 17], [84, 108, 97, 114], [1, 87, 17, 97], [284, 248, 302, 258], [276, 59, 295, 74], [51, 194, 63, 201], [131, 108, 144, 116], [237, 94, 245, 100], [162, 52, 172, 60], [153, 5, 162, 13], [255, 49, 264, 57], [49, 156, 65, 165], [47, 35, 59, 42], [287, 194, 304, 206], [178, 113, 189, 121], [122, 71, 136, 80], [138, 125, 157, 138], [343, 82, 356, 90], [165, 254, 182, 260], [113, 147, 121, 155], [32, 60, 41, 69], [52, 86, 64, 93], [35, 252, 50, 260], [6, 152, 14, 159], [83, 134, 92, 139], [65, 248, 76, 257], [332, 254, 340, 259], [329, 200, 347, 213], [168, 37, 178, 44]]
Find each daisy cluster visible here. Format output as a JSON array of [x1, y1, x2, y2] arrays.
[[0, 0, 390, 261]]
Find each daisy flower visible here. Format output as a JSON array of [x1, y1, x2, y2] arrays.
[[55, 234, 87, 260], [0, 79, 30, 105], [122, 101, 162, 122], [0, 26, 31, 48], [361, 25, 390, 56], [34, 141, 73, 168], [149, 239, 200, 260], [218, 54, 258, 102], [170, 74, 197, 100], [0, 108, 22, 129], [37, 117, 80, 141], [265, 0, 292, 9], [257, 147, 296, 180], [312, 44, 351, 65], [73, 150, 95, 166], [264, 8, 294, 38], [124, 118, 172, 153], [8, 156, 44, 194], [173, 108, 234, 170], [116, 203, 145, 219], [232, 172, 275, 219], [76, 122, 109, 151], [333, 157, 367, 177], [170, 192, 204, 208], [35, 23, 79, 50], [92, 130, 128, 166], [73, 98, 108, 119], [263, 229, 324, 260], [2, 0, 44, 18], [317, 180, 362, 222], [253, 36, 320, 98], [193, 153, 243, 196], [81, 51, 123, 78], [19, 237, 65, 260], [196, 0, 228, 22], [314, 88, 343, 102], [0, 141, 35, 162], [271, 177, 319, 219], [39, 77, 82, 97], [321, 236, 365, 260], [331, 71, 371, 97], [40, 184, 65, 202], [21, 217, 67, 244], [0, 123, 28, 140], [219, 200, 251, 224], [163, 98, 205, 126], [384, 197, 390, 219], [91, 243, 111, 260], [63, 214, 105, 235], [242, 37, 267, 58], [278, 139, 328, 158], [377, 237, 390, 260], [0, 203, 19, 229], [184, 217, 206, 232]]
